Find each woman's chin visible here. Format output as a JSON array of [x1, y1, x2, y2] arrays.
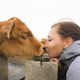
[[48, 54, 54, 59]]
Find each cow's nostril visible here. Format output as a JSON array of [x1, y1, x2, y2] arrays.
[[43, 47, 48, 53], [43, 47, 46, 51]]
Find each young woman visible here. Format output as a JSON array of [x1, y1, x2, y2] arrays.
[[45, 21, 80, 80]]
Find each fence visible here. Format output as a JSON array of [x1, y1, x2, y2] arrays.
[[0, 57, 58, 80]]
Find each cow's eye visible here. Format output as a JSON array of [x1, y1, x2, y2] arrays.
[[21, 31, 33, 40]]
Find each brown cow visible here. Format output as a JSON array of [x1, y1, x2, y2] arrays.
[[0, 17, 43, 60]]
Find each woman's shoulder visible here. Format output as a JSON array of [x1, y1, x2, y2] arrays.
[[69, 56, 80, 69], [66, 56, 80, 80]]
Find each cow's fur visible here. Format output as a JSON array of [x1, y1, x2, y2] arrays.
[[0, 17, 43, 60]]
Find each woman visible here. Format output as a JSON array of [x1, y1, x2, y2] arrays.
[[45, 21, 80, 80]]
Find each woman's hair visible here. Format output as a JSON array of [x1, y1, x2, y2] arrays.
[[51, 22, 80, 41]]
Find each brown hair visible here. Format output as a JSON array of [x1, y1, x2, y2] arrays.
[[51, 22, 80, 41]]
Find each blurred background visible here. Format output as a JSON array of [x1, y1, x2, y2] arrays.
[[0, 0, 80, 40]]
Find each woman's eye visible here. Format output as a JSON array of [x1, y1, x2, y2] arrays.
[[48, 39, 52, 41]]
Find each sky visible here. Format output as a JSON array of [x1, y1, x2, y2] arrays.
[[0, 0, 80, 40]]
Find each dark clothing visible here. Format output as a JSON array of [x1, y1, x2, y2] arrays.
[[58, 40, 80, 80], [58, 55, 80, 80]]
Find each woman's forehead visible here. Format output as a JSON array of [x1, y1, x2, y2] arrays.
[[50, 27, 58, 34], [48, 28, 58, 38]]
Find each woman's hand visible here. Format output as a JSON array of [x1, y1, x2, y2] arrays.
[[50, 58, 59, 63]]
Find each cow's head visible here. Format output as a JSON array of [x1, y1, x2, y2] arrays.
[[0, 17, 44, 59]]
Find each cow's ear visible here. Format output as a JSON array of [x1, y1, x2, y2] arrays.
[[6, 21, 15, 39], [0, 20, 15, 39]]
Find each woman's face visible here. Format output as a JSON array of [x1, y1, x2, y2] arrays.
[[45, 26, 67, 58]]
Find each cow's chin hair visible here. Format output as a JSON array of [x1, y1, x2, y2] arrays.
[[8, 50, 44, 65]]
